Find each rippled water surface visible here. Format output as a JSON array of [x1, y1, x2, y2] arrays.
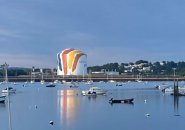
[[0, 81, 185, 130]]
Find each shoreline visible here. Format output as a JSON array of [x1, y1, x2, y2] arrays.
[[0, 75, 184, 82]]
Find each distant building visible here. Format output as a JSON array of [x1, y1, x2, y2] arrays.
[[57, 48, 87, 75], [160, 62, 165, 66], [142, 67, 151, 72], [105, 71, 119, 75], [91, 69, 119, 76]]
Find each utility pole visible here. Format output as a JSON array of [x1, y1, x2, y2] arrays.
[[173, 68, 176, 78]]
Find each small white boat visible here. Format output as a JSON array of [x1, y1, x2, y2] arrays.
[[54, 80, 60, 84], [162, 87, 174, 94], [62, 80, 66, 84], [85, 80, 93, 85], [108, 80, 116, 83], [2, 87, 16, 93], [162, 87, 185, 94], [30, 80, 35, 84], [99, 81, 104, 83], [13, 82, 18, 85], [40, 80, 45, 84], [136, 79, 142, 83], [82, 87, 107, 96], [155, 83, 172, 90]]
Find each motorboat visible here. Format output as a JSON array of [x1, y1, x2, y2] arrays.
[[108, 80, 116, 83], [85, 80, 93, 85], [155, 83, 172, 90], [162, 87, 173, 93], [68, 81, 79, 88], [82, 91, 97, 96], [62, 80, 66, 84], [162, 87, 185, 94], [54, 80, 60, 84], [69, 83, 78, 88], [46, 85, 55, 87], [136, 79, 142, 83], [109, 98, 134, 104], [116, 82, 123, 86], [82, 87, 107, 96], [46, 83, 56, 87], [0, 96, 6, 103], [2, 87, 16, 93]]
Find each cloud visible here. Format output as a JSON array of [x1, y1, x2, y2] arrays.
[[59, 31, 97, 48], [0, 28, 23, 39], [0, 53, 56, 68], [86, 45, 185, 66], [0, 0, 184, 67]]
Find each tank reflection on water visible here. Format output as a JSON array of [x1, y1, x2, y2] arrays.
[[57, 90, 79, 126]]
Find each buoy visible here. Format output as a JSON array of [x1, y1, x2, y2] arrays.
[[35, 105, 37, 109], [145, 113, 150, 117], [144, 100, 147, 103], [49, 121, 54, 125]]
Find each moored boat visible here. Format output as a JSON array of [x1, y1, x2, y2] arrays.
[[109, 98, 134, 104], [46, 84, 56, 87], [162, 87, 185, 94], [155, 83, 172, 90], [0, 96, 6, 103], [40, 80, 45, 84], [2, 87, 16, 93], [82, 87, 107, 96]]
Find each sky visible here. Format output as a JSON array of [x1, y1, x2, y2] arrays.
[[0, 0, 185, 68]]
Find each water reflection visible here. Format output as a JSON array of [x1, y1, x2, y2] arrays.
[[57, 90, 79, 126], [0, 103, 6, 107], [87, 95, 97, 101], [174, 95, 179, 116]]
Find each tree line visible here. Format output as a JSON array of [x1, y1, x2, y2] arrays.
[[1, 60, 185, 76], [87, 60, 185, 76]]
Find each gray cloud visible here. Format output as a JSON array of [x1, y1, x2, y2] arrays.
[[0, 0, 185, 67]]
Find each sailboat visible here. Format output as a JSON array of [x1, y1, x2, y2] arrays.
[[40, 69, 45, 84], [136, 74, 142, 82], [62, 74, 66, 84], [1, 63, 16, 94], [85, 74, 93, 85], [1, 63, 13, 130], [30, 69, 35, 84]]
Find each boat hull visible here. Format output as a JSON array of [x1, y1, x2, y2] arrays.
[[0, 99, 5, 103], [109, 98, 134, 104], [46, 84, 56, 87], [82, 86, 107, 96], [2, 88, 16, 93], [0, 96, 6, 103]]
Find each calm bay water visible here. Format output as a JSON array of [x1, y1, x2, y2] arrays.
[[0, 81, 185, 130]]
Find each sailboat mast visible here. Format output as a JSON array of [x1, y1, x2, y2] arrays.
[[3, 63, 12, 130], [8, 95, 12, 130], [5, 63, 8, 83]]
